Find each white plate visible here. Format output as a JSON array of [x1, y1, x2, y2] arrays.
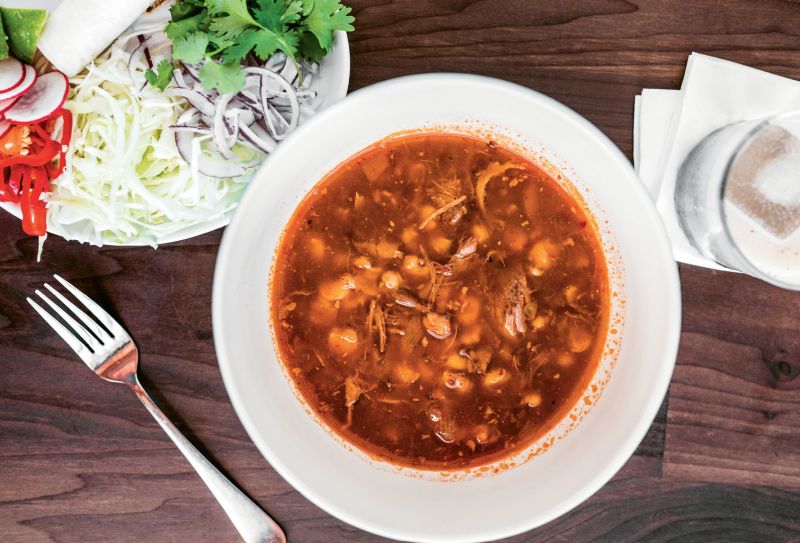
[[213, 74, 681, 543], [0, 0, 350, 245]]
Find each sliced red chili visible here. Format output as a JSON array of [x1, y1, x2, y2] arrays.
[[3, 108, 72, 237], [22, 201, 47, 237], [20, 166, 48, 237], [59, 109, 73, 148], [0, 165, 25, 203], [10, 165, 24, 199], [45, 160, 59, 180], [30, 123, 51, 142], [29, 166, 49, 197], [0, 167, 11, 202], [0, 139, 58, 168]]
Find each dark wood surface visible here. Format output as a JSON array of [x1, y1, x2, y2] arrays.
[[2, 1, 800, 541]]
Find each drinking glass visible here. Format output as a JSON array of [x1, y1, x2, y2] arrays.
[[675, 111, 800, 290]]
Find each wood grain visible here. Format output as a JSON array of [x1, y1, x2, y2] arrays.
[[663, 269, 800, 489], [3, 0, 800, 541]]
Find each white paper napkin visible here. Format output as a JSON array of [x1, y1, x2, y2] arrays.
[[634, 52, 800, 269]]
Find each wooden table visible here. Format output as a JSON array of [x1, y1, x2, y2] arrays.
[[3, 1, 800, 541]]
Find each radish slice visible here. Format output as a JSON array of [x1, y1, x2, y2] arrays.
[[0, 58, 23, 92], [0, 96, 19, 116], [4, 71, 69, 125], [0, 121, 10, 139], [0, 65, 37, 102]]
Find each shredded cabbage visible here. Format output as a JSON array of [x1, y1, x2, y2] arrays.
[[47, 34, 259, 246]]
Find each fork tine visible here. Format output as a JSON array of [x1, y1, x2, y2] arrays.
[[35, 289, 102, 352], [27, 297, 94, 364], [44, 283, 112, 344], [53, 274, 127, 339]]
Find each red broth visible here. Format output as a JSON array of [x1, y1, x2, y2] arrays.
[[271, 133, 609, 469]]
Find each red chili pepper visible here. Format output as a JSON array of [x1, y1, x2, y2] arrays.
[[1, 106, 73, 237], [44, 159, 58, 180], [0, 168, 12, 202], [30, 123, 51, 142], [19, 166, 48, 237], [0, 138, 58, 168], [30, 125, 59, 160], [9, 165, 23, 197], [0, 165, 25, 203], [30, 164, 50, 194]]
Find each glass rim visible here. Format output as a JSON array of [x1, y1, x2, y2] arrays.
[[716, 110, 800, 291]]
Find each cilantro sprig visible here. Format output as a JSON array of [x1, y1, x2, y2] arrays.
[[145, 59, 174, 91], [162, 0, 354, 93]]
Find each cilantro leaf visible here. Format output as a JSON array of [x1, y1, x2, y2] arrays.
[[169, 0, 204, 22], [217, 0, 302, 63], [299, 0, 315, 16], [172, 30, 209, 64], [219, 27, 258, 63], [166, 12, 209, 41], [206, 32, 229, 51], [254, 0, 303, 28], [253, 27, 299, 60], [164, 0, 355, 80], [303, 0, 354, 53], [298, 31, 326, 62], [284, 0, 304, 24], [207, 0, 260, 42], [199, 60, 246, 93], [145, 59, 174, 91]]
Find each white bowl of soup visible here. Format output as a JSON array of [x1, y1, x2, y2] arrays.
[[212, 74, 681, 542]]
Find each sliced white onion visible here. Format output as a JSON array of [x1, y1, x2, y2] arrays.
[[167, 53, 318, 176], [176, 128, 247, 178], [171, 124, 212, 135], [172, 107, 246, 178], [172, 68, 187, 88], [246, 67, 299, 135], [227, 106, 256, 127], [128, 37, 151, 92], [236, 91, 260, 110], [168, 87, 215, 117], [264, 53, 286, 71], [212, 93, 234, 159], [279, 60, 298, 84], [173, 107, 200, 162], [239, 122, 277, 153], [180, 62, 201, 83], [223, 111, 239, 147], [244, 74, 261, 89]]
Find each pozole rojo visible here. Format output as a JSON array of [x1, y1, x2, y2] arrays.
[[271, 133, 609, 469]]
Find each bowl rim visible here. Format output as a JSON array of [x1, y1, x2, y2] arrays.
[[212, 72, 682, 542]]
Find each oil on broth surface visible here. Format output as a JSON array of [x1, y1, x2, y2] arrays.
[[272, 133, 609, 470]]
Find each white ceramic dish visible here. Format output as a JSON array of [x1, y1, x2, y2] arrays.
[[0, 0, 350, 245], [212, 74, 681, 543]]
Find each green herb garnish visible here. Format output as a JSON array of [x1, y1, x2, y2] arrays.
[[198, 58, 247, 93], [145, 59, 174, 91], [163, 0, 354, 93]]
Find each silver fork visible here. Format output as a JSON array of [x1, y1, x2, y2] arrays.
[[28, 274, 286, 543]]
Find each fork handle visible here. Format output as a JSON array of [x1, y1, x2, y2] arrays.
[[131, 380, 285, 543]]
